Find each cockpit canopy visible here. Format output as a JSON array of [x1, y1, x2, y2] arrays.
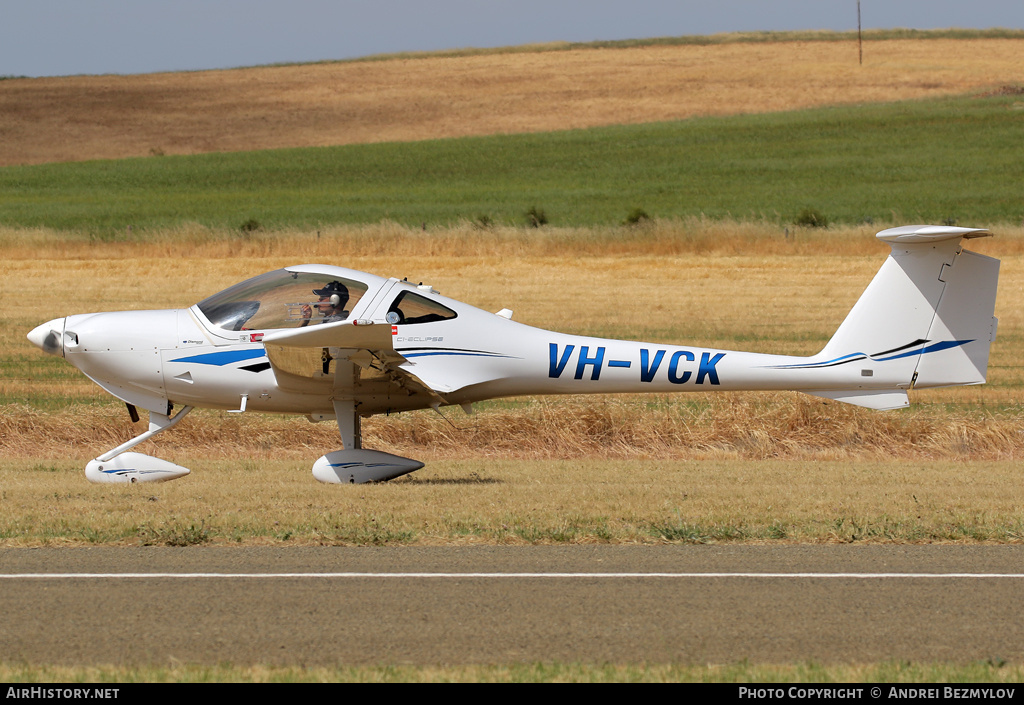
[[196, 269, 371, 331]]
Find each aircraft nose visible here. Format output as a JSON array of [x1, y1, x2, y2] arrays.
[[27, 318, 66, 356]]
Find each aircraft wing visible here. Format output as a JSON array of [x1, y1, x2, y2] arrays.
[[261, 320, 448, 405], [261, 318, 394, 350]]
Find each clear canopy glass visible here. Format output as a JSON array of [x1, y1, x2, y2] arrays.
[[196, 269, 370, 331]]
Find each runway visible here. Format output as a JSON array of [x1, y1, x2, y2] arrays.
[[2, 545, 1023, 666]]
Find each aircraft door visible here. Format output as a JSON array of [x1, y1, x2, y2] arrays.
[[358, 278, 405, 321]]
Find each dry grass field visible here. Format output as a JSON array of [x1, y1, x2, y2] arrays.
[[2, 222, 1022, 546], [2, 36, 1023, 165]]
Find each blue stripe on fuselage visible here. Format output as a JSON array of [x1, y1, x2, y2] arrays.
[[169, 349, 267, 366]]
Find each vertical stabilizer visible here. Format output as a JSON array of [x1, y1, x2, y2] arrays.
[[814, 225, 998, 398]]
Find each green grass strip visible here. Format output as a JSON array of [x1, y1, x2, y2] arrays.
[[2, 94, 1023, 233]]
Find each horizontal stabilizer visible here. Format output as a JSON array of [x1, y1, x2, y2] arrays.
[[803, 389, 909, 410], [875, 224, 990, 244]]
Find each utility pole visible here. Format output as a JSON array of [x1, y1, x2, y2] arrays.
[[858, 0, 863, 65]]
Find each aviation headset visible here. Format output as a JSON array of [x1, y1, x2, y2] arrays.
[[312, 281, 349, 310]]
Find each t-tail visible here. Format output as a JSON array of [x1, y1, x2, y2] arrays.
[[800, 225, 999, 410]]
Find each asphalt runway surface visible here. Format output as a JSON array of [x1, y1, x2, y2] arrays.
[[2, 545, 1023, 666]]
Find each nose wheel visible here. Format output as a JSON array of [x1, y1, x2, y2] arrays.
[[86, 451, 191, 483], [85, 406, 194, 484]]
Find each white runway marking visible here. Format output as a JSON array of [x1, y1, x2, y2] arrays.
[[3, 572, 1024, 579]]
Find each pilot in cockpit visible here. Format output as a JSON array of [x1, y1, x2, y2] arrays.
[[300, 281, 350, 326]]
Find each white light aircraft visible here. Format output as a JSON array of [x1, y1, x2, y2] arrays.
[[27, 225, 999, 484]]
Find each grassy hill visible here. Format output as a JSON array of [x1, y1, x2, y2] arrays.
[[2, 31, 1022, 231], [2, 32, 1021, 166], [1, 93, 1022, 231]]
